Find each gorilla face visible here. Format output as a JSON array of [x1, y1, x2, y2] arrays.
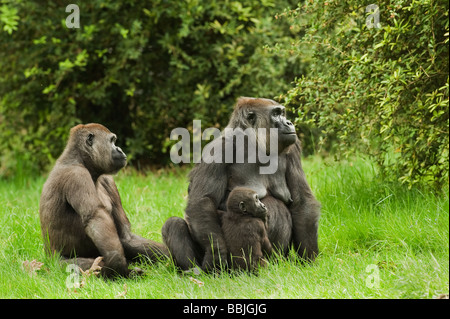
[[82, 124, 127, 175], [269, 105, 297, 149], [245, 104, 297, 153], [109, 134, 128, 172], [239, 192, 267, 220], [249, 192, 267, 219]]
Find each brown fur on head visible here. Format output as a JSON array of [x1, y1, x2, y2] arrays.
[[234, 97, 279, 110], [70, 123, 111, 136], [227, 97, 280, 130]]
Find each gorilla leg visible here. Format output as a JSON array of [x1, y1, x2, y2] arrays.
[[121, 234, 169, 262], [161, 217, 203, 270], [291, 197, 321, 261]]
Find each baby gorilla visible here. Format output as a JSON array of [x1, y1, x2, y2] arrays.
[[221, 187, 272, 272]]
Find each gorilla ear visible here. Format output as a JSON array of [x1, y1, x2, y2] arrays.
[[239, 201, 247, 212], [86, 133, 94, 146]]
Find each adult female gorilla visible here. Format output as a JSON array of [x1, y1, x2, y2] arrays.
[[162, 97, 320, 271]]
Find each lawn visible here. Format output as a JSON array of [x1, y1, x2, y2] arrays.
[[0, 156, 448, 299]]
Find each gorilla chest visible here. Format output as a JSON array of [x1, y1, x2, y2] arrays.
[[227, 159, 291, 204]]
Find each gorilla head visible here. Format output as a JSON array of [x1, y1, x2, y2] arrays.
[[67, 123, 127, 176], [226, 187, 268, 221], [227, 97, 297, 154]]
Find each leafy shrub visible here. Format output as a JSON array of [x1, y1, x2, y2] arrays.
[[275, 0, 449, 188], [0, 0, 302, 177]]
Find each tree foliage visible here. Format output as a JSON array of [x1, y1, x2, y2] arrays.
[[1, 1, 448, 188], [0, 0, 301, 176], [276, 0, 449, 187]]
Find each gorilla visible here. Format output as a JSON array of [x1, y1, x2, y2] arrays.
[[221, 187, 272, 272], [162, 97, 320, 271], [39, 123, 168, 277]]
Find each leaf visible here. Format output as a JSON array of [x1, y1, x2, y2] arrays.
[[33, 36, 47, 45], [81, 256, 103, 277], [22, 259, 44, 276], [79, 256, 103, 287], [91, 256, 103, 271], [115, 284, 128, 299], [42, 84, 56, 94], [189, 277, 205, 287]]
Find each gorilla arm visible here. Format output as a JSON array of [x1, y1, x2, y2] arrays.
[[64, 168, 129, 276], [185, 141, 229, 270], [285, 140, 321, 261]]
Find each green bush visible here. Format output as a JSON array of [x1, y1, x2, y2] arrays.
[[0, 0, 302, 177], [275, 0, 449, 188]]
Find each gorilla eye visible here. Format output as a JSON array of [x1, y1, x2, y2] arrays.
[[273, 108, 282, 116], [247, 112, 256, 124], [111, 136, 117, 144]]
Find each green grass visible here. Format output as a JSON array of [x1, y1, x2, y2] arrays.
[[0, 156, 448, 299]]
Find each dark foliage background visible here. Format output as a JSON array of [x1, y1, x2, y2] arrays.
[[0, 0, 302, 175], [275, 0, 449, 187]]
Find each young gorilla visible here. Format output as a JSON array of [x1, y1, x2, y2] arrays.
[[39, 123, 168, 278], [221, 187, 272, 272]]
